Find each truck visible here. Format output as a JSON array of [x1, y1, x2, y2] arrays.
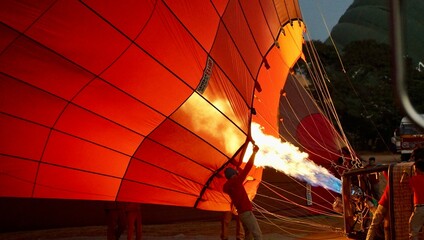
[[394, 115, 424, 161]]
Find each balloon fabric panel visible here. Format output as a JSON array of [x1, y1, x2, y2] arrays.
[[54, 104, 143, 156], [82, 0, 156, 40], [239, 0, 275, 56], [163, 0, 219, 51], [99, 45, 193, 116], [25, 1, 131, 75], [0, 1, 56, 32], [72, 79, 165, 137], [134, 1, 206, 90], [0, 115, 50, 160], [222, 0, 263, 77], [1, 75, 67, 127], [0, 155, 38, 197], [118, 179, 199, 207], [0, 36, 94, 100], [129, 139, 214, 185], [42, 131, 130, 178], [146, 119, 228, 169], [34, 164, 121, 200]]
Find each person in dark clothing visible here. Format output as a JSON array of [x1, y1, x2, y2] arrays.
[[223, 144, 262, 240], [105, 202, 126, 240]]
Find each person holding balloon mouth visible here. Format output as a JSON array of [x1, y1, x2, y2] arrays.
[[223, 142, 262, 240]]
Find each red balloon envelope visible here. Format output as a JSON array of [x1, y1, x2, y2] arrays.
[[0, 0, 310, 211]]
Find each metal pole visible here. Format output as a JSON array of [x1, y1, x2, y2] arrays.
[[390, 0, 424, 129]]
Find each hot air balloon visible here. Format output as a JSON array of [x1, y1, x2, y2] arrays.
[[0, 0, 309, 211], [1, 2, 362, 237]]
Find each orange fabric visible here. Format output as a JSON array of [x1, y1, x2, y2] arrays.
[[0, 0, 303, 211]]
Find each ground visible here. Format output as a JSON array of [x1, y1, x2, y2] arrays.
[[0, 217, 348, 240]]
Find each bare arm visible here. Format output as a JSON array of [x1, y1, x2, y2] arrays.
[[239, 144, 259, 180]]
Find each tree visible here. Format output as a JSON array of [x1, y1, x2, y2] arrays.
[[300, 39, 424, 151]]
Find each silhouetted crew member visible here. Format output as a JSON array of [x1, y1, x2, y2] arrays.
[[223, 144, 262, 240]]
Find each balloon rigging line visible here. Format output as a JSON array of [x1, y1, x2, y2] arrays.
[[303, 30, 394, 156], [301, 38, 352, 150], [253, 205, 323, 238], [267, 36, 355, 165], [301, 36, 361, 165], [253, 198, 345, 234], [255, 192, 334, 217], [301, 42, 335, 119], [260, 180, 337, 214], [255, 187, 333, 218], [315, 1, 346, 73], [261, 175, 337, 210], [302, 34, 345, 134], [254, 205, 344, 234], [253, 201, 344, 235], [254, 190, 336, 217]]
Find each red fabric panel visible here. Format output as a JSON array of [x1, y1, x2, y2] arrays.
[[118, 180, 198, 207], [0, 23, 18, 50], [211, 0, 228, 16], [100, 45, 192, 116], [135, 1, 206, 89], [26, 1, 130, 74], [0, 37, 93, 100], [0, 115, 49, 160], [223, 0, 262, 77], [259, 0, 282, 39], [0, 0, 55, 32], [83, 0, 156, 40], [164, 0, 219, 51], [42, 131, 130, 178], [240, 0, 274, 56], [1, 74, 67, 127], [0, 156, 37, 197], [55, 105, 143, 155], [211, 24, 254, 104], [73, 79, 165, 136], [148, 119, 228, 168], [125, 156, 203, 196], [130, 139, 213, 185], [34, 164, 120, 200]]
